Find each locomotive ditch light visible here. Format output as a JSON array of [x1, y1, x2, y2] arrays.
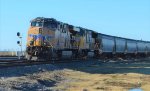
[[17, 32, 20, 37], [30, 41, 34, 45], [39, 28, 42, 33], [44, 42, 47, 46]]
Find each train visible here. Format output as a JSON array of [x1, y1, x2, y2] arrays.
[[25, 17, 150, 61]]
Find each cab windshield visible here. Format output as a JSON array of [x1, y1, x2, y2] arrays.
[[31, 22, 43, 27], [44, 21, 58, 29]]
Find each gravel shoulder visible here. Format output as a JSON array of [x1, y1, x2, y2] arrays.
[[0, 58, 150, 91]]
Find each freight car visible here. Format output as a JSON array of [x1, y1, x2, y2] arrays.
[[25, 17, 150, 61]]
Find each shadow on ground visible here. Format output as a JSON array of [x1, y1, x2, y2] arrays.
[[55, 59, 150, 75], [0, 58, 150, 78]]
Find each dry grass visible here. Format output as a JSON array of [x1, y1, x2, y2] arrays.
[[0, 59, 150, 91], [0, 51, 17, 56], [0, 69, 150, 91], [51, 69, 150, 91]]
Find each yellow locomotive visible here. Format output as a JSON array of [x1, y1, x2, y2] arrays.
[[26, 17, 96, 60]]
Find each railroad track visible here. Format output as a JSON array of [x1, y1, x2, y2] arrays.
[[0, 57, 90, 68], [0, 60, 50, 68], [0, 56, 149, 68]]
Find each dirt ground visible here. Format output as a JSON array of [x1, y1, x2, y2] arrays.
[[0, 58, 150, 91]]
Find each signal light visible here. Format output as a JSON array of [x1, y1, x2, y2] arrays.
[[17, 41, 20, 44], [17, 32, 20, 36]]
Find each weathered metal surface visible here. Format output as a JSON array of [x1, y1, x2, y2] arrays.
[[101, 35, 115, 53], [146, 42, 150, 53], [137, 41, 146, 53], [115, 38, 126, 53], [127, 40, 137, 53]]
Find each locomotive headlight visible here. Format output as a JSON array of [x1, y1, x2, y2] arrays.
[[30, 41, 34, 45], [44, 42, 47, 46], [39, 28, 42, 33]]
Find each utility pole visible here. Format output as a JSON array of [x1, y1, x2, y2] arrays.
[[17, 32, 22, 60]]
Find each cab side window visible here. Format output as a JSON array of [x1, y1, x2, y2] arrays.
[[31, 22, 43, 27], [31, 22, 36, 26], [44, 21, 58, 29]]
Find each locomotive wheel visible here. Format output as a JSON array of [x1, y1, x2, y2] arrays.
[[94, 50, 100, 58], [57, 50, 62, 60], [46, 48, 53, 61], [75, 50, 79, 58], [72, 50, 79, 59], [82, 50, 88, 60], [46, 53, 51, 61]]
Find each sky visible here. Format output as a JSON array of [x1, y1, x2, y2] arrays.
[[0, 0, 150, 51]]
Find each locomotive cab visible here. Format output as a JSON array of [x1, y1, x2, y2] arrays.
[[26, 17, 57, 60]]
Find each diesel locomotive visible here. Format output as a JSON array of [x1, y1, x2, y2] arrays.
[[25, 17, 150, 61]]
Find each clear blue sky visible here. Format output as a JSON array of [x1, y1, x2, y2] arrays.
[[0, 0, 150, 51]]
